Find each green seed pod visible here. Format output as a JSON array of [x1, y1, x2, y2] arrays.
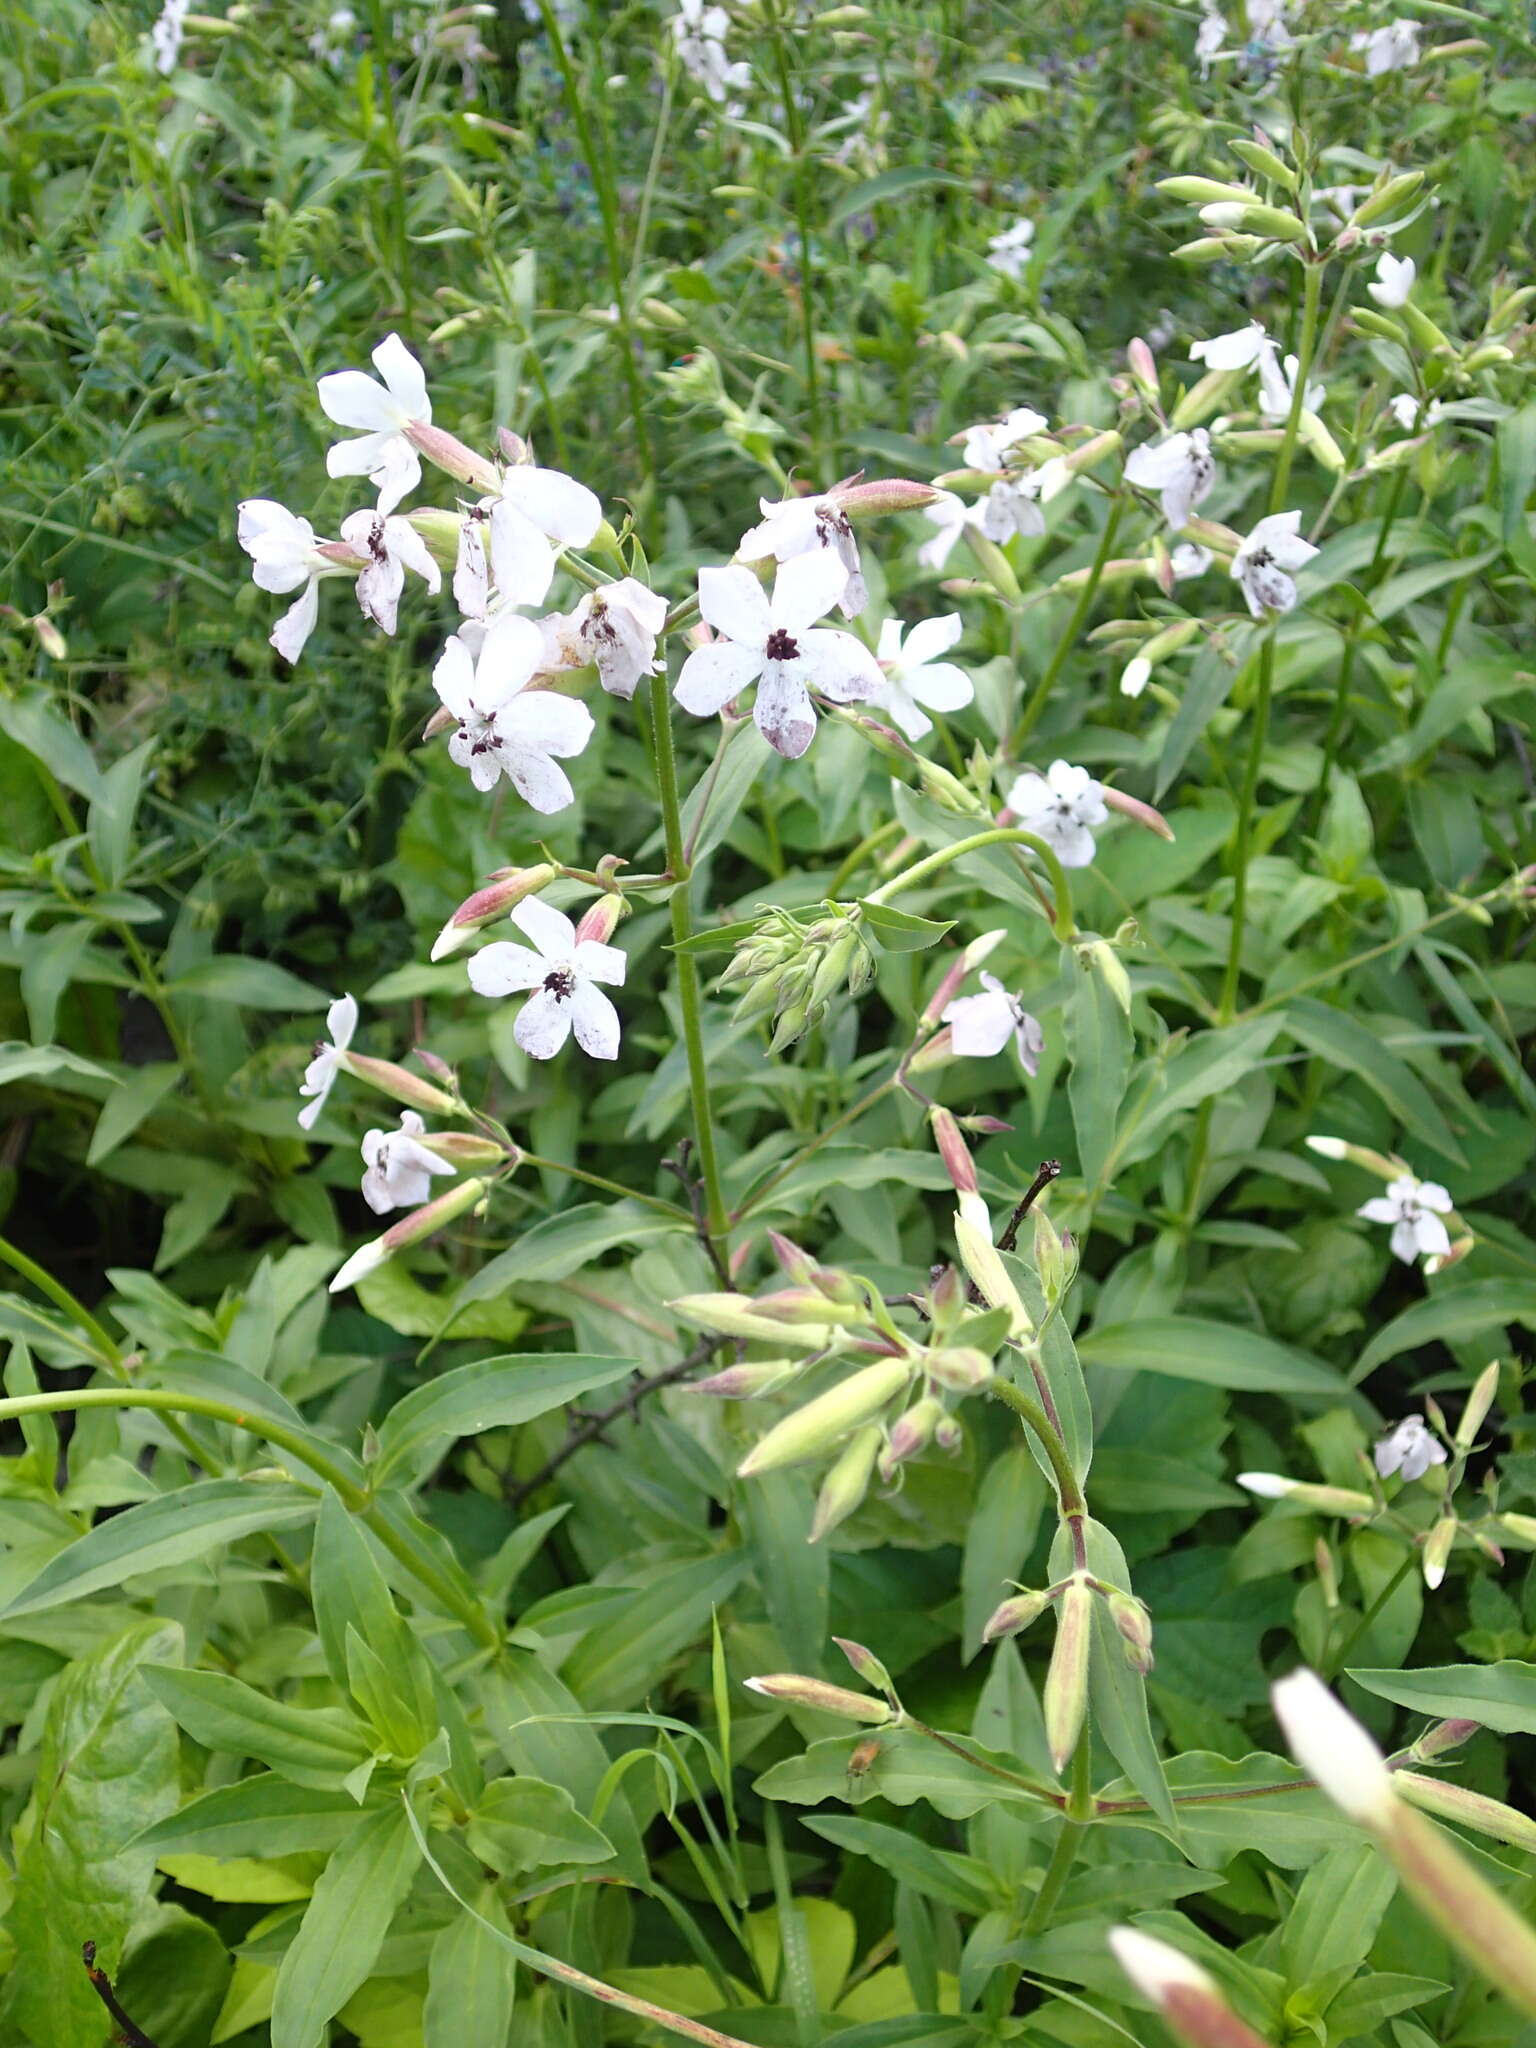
[[738, 1357, 914, 1477]]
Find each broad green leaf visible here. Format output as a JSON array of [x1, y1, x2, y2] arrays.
[[1073, 1519, 1174, 1831], [112, 1902, 232, 2048], [744, 1469, 828, 1676], [270, 1801, 422, 2048], [372, 1352, 634, 1482], [803, 1816, 998, 1915], [1281, 1844, 1396, 1981], [1077, 1316, 1348, 1396], [142, 1665, 374, 1787], [132, 1777, 369, 1859], [1346, 1660, 1536, 1733], [826, 165, 967, 231], [1065, 943, 1132, 1191], [755, 1726, 1052, 1818], [1098, 1751, 1360, 1866], [858, 900, 955, 952], [424, 1897, 518, 2048], [961, 1447, 1047, 1660], [465, 1776, 615, 1875], [158, 1852, 312, 1902], [454, 1200, 684, 1305], [563, 1550, 750, 1710], [0, 1040, 116, 1087], [1282, 998, 1464, 1164], [312, 1493, 437, 1748], [1350, 1280, 1536, 1381], [168, 955, 329, 1009], [1116, 1016, 1287, 1169], [87, 736, 155, 888], [1498, 399, 1536, 543], [87, 1061, 180, 1164], [479, 1654, 646, 1882], [0, 691, 104, 800]]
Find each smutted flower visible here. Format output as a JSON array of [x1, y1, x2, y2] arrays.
[[433, 614, 594, 810], [1006, 759, 1109, 868], [1368, 251, 1417, 309], [873, 613, 973, 739], [298, 993, 358, 1131], [985, 218, 1035, 280], [361, 1110, 454, 1215], [1232, 511, 1317, 617], [978, 476, 1045, 543], [237, 499, 338, 663], [674, 552, 882, 760], [467, 895, 626, 1060], [338, 508, 441, 635], [317, 333, 432, 516], [1124, 428, 1216, 531], [488, 465, 603, 610], [572, 578, 670, 700], [1257, 344, 1325, 423], [738, 494, 867, 617], [942, 972, 1044, 1071], [1358, 1173, 1454, 1265], [1171, 541, 1213, 582], [1374, 1414, 1448, 1483]]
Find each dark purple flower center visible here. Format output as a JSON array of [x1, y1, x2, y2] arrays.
[[543, 966, 576, 1000], [765, 628, 800, 661]]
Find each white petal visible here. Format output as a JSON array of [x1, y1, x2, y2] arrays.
[[753, 666, 817, 758], [943, 991, 1014, 1057], [771, 548, 850, 634], [1413, 1213, 1452, 1260], [479, 612, 548, 700], [795, 629, 883, 704], [501, 466, 602, 546], [454, 520, 490, 619], [433, 636, 478, 719], [1189, 321, 1266, 371], [325, 430, 396, 481], [356, 554, 405, 635], [467, 941, 547, 995], [317, 369, 401, 433], [573, 939, 626, 987], [1418, 1182, 1453, 1213], [675, 640, 763, 718], [877, 681, 931, 741], [489, 502, 556, 609], [569, 979, 622, 1059], [384, 516, 442, 594], [1388, 1218, 1421, 1263], [328, 993, 359, 1050], [504, 689, 595, 760], [901, 613, 964, 668], [270, 579, 320, 664], [510, 895, 577, 960], [515, 986, 573, 1059], [877, 617, 903, 664], [1357, 1195, 1403, 1225], [906, 660, 972, 714], [698, 564, 771, 647], [505, 748, 576, 815], [1124, 434, 1192, 489], [371, 438, 421, 518], [371, 333, 430, 420]]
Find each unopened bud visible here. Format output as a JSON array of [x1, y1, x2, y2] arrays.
[[1170, 366, 1245, 429], [925, 1346, 993, 1394], [1079, 937, 1132, 1015], [982, 1586, 1053, 1642], [431, 864, 560, 957], [1352, 307, 1408, 344], [834, 1637, 895, 1698], [931, 1107, 978, 1195], [1033, 1207, 1065, 1301], [767, 1232, 817, 1284], [1394, 1773, 1536, 1858], [670, 1292, 845, 1352], [1173, 234, 1264, 264], [743, 1674, 892, 1723], [1497, 1513, 1536, 1547], [1350, 169, 1425, 228], [1314, 1538, 1339, 1609], [1457, 1361, 1499, 1449], [1304, 1134, 1403, 1178], [1411, 1718, 1480, 1762], [1101, 783, 1177, 840], [754, 1286, 866, 1328], [1272, 1668, 1397, 1825], [403, 418, 501, 494], [342, 1052, 460, 1119], [737, 1357, 914, 1477], [1157, 175, 1258, 206], [1043, 1577, 1093, 1773], [574, 893, 625, 946], [1230, 139, 1297, 190], [329, 1176, 489, 1294], [809, 1424, 882, 1541], [1401, 300, 1455, 356], [1423, 1515, 1457, 1591], [1126, 337, 1159, 398], [417, 1131, 515, 1168], [1199, 202, 1310, 244], [879, 1395, 944, 1479], [1109, 1927, 1273, 2048], [691, 1361, 804, 1399], [1463, 341, 1515, 373], [1108, 1590, 1155, 1674], [1237, 1473, 1376, 1515], [833, 477, 942, 518], [1299, 409, 1346, 474]]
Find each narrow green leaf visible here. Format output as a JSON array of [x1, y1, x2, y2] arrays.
[[1078, 1316, 1348, 1396], [373, 1352, 635, 1482], [132, 1777, 370, 1860], [270, 1801, 422, 2048], [142, 1666, 373, 1787], [1347, 1660, 1536, 1733]]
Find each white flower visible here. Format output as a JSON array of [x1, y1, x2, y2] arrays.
[[338, 508, 441, 635], [1358, 1173, 1454, 1265], [1120, 656, 1152, 699], [942, 972, 1044, 1072], [1124, 428, 1216, 531], [467, 895, 626, 1060], [237, 499, 337, 663], [488, 465, 603, 611], [298, 993, 358, 1131], [570, 578, 670, 700], [985, 218, 1035, 280], [960, 408, 1048, 474], [1006, 760, 1108, 869], [919, 491, 970, 570], [1270, 1668, 1396, 1826], [1389, 392, 1422, 430], [1190, 320, 1270, 373], [361, 1111, 454, 1216], [151, 0, 190, 73], [453, 509, 491, 620], [1195, 5, 1227, 75], [316, 333, 432, 517], [1171, 541, 1213, 581], [1257, 344, 1325, 423], [738, 494, 867, 617], [672, 0, 751, 101], [1352, 19, 1421, 74], [873, 614, 973, 739], [673, 552, 882, 760], [1246, 0, 1291, 49], [978, 477, 1045, 543], [1368, 252, 1416, 309], [1232, 510, 1318, 617], [1374, 1414, 1448, 1483], [434, 615, 594, 809]]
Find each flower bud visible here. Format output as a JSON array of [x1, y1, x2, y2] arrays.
[[416, 1130, 516, 1168], [834, 1636, 895, 1699], [1108, 1590, 1155, 1674], [1352, 307, 1408, 344], [925, 1345, 994, 1393], [1170, 367, 1245, 430], [982, 1586, 1053, 1642], [1108, 1928, 1273, 2048], [1272, 1667, 1396, 1825], [1101, 783, 1177, 840], [1173, 234, 1263, 263], [879, 1395, 944, 1479], [1462, 341, 1515, 373], [737, 1357, 914, 1477], [1304, 1134, 1403, 1178], [767, 1232, 817, 1284], [691, 1361, 805, 1399], [743, 1674, 892, 1723], [1394, 1773, 1536, 1858], [931, 1107, 978, 1195], [1487, 285, 1536, 335], [1456, 1361, 1499, 1449], [754, 1287, 867, 1328], [832, 478, 942, 518], [1237, 1473, 1376, 1515], [1299, 409, 1346, 474], [1157, 176, 1258, 206], [670, 1292, 845, 1352], [1126, 336, 1159, 398], [1033, 1206, 1066, 1302], [1315, 1537, 1340, 1609], [402, 418, 501, 494], [809, 1424, 882, 1542], [329, 1176, 489, 1294], [1423, 1515, 1457, 1591], [1401, 300, 1454, 356], [342, 1052, 460, 1119], [1410, 1718, 1480, 1762], [1229, 139, 1297, 190], [431, 864, 560, 958], [1043, 1577, 1094, 1773], [1350, 169, 1425, 227], [574, 894, 625, 947], [1497, 1513, 1536, 1547], [1199, 202, 1310, 245]]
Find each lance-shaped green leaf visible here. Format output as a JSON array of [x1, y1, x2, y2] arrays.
[[132, 1777, 372, 1860], [1347, 1659, 1536, 1734], [142, 1666, 374, 1788], [270, 1801, 422, 2048], [372, 1351, 634, 1482]]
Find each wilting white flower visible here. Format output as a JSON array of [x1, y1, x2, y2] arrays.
[[1190, 320, 1270, 373], [978, 476, 1046, 543], [873, 614, 973, 739], [467, 895, 625, 1060], [1195, 4, 1228, 74], [1246, 0, 1291, 49], [960, 408, 1049, 474], [434, 615, 594, 809], [317, 333, 432, 517], [485, 465, 604, 611], [1271, 1668, 1396, 1825], [1171, 541, 1213, 581], [942, 972, 1044, 1072], [338, 508, 441, 635], [919, 491, 970, 571], [674, 551, 882, 760], [1257, 344, 1325, 423], [361, 1111, 454, 1215], [570, 578, 669, 700], [1232, 511, 1317, 617], [1368, 252, 1417, 309], [985, 219, 1035, 279], [1124, 428, 1216, 531], [1374, 1414, 1448, 1483], [1352, 19, 1421, 74], [151, 0, 190, 72], [738, 494, 866, 617], [237, 499, 339, 663], [1359, 1173, 1454, 1265], [672, 0, 751, 102], [1006, 760, 1108, 868], [298, 993, 358, 1131]]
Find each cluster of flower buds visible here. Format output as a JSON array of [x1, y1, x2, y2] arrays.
[[718, 902, 876, 1050], [983, 1571, 1153, 1770]]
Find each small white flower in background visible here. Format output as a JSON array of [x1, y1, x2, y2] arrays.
[[309, 6, 356, 64], [873, 614, 974, 740], [1171, 541, 1214, 581], [1257, 343, 1325, 423], [338, 508, 441, 635], [674, 551, 882, 760], [1006, 760, 1108, 868], [985, 218, 1035, 280], [151, 0, 190, 73], [1368, 252, 1417, 309], [1232, 511, 1318, 617], [960, 407, 1048, 474], [467, 896, 626, 1061], [1352, 18, 1421, 74], [978, 476, 1046, 543], [361, 1111, 454, 1216], [1189, 320, 1269, 373], [1246, 0, 1291, 49], [942, 972, 1044, 1072], [298, 993, 358, 1131], [237, 499, 337, 664], [1374, 1414, 1448, 1483], [434, 614, 594, 809], [1358, 1173, 1454, 1265], [1389, 392, 1423, 430], [1195, 3, 1228, 74], [489, 465, 603, 610], [918, 491, 970, 570], [571, 578, 670, 700], [1124, 428, 1216, 531], [672, 0, 751, 102], [317, 333, 432, 517], [738, 493, 867, 617]]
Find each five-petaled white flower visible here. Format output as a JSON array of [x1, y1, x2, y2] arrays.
[[873, 614, 974, 740], [942, 972, 1044, 1072], [672, 0, 751, 102], [978, 477, 1046, 543], [959, 408, 1049, 474], [1351, 19, 1420, 74], [571, 578, 670, 700], [317, 333, 432, 517], [237, 499, 336, 663], [1368, 252, 1416, 309], [1374, 1414, 1447, 1483], [1388, 392, 1442, 432], [361, 1110, 454, 1215], [434, 615, 594, 809], [738, 494, 867, 617], [1359, 1173, 1454, 1266], [1246, 0, 1291, 48], [1006, 760, 1108, 868], [467, 895, 626, 1061], [488, 465, 604, 610], [985, 219, 1035, 280], [1124, 428, 1216, 531], [1232, 511, 1318, 617], [1257, 345, 1324, 423], [151, 0, 190, 73], [298, 993, 358, 1131], [673, 551, 882, 760], [338, 508, 441, 635]]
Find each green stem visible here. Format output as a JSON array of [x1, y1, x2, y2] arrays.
[[732, 1077, 897, 1222], [1322, 1554, 1416, 1680], [1024, 1806, 1086, 1933], [1011, 494, 1125, 751], [520, 1155, 691, 1223], [0, 1236, 121, 1365], [991, 1377, 1086, 1526], [865, 827, 1075, 942], [767, 2, 825, 466]]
